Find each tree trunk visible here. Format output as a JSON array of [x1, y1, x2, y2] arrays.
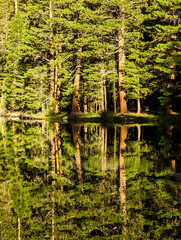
[[12, 68, 17, 111], [55, 47, 62, 113], [0, 79, 6, 111], [104, 82, 107, 112], [101, 84, 104, 112], [166, 35, 177, 114], [118, 8, 127, 114], [71, 47, 82, 113], [83, 95, 87, 114], [18, 217, 21, 240], [137, 98, 141, 114], [15, 0, 18, 14], [49, 0, 55, 111]]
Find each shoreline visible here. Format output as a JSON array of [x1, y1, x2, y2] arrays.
[[0, 111, 180, 125]]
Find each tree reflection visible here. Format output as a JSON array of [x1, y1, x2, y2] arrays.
[[72, 124, 83, 185], [0, 121, 180, 239], [118, 126, 128, 234]]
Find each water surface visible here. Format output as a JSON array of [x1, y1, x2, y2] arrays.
[[0, 119, 180, 239]]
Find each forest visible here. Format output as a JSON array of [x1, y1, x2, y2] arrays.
[[0, 0, 180, 116]]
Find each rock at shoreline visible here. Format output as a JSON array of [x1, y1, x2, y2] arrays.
[[168, 173, 181, 182]]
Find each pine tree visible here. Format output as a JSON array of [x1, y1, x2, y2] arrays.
[[142, 0, 181, 113]]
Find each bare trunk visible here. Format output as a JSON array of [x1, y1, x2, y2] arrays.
[[0, 119, 7, 152], [12, 68, 17, 111], [55, 48, 62, 113], [15, 0, 18, 14], [137, 98, 141, 114], [49, 0, 55, 111], [166, 104, 173, 114], [72, 47, 82, 113], [83, 95, 87, 114], [104, 82, 107, 112], [118, 8, 127, 114], [166, 35, 177, 114], [171, 159, 176, 172], [0, 79, 6, 111], [101, 85, 104, 112]]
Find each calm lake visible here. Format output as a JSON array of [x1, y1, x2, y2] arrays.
[[0, 119, 180, 239]]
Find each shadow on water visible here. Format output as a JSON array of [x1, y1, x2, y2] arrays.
[[0, 118, 180, 239]]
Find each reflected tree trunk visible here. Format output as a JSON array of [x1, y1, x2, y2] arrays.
[[119, 126, 127, 234], [114, 126, 117, 160], [51, 180, 55, 240], [137, 125, 141, 142], [101, 127, 107, 172], [50, 126, 56, 173], [166, 126, 176, 172], [83, 125, 88, 157], [113, 82, 117, 113], [72, 124, 83, 184], [50, 124, 56, 240], [49, 0, 55, 111], [12, 122, 18, 165], [55, 123, 62, 175]]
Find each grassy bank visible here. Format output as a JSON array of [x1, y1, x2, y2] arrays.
[[47, 111, 181, 126], [2, 111, 180, 126], [46, 111, 159, 125]]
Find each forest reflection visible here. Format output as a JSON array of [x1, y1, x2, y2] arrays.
[[0, 119, 180, 239]]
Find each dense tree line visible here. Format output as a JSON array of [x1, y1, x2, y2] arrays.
[[0, 0, 180, 115]]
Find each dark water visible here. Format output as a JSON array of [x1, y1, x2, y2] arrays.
[[0, 119, 181, 239]]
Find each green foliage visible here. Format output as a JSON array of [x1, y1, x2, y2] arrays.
[[0, 0, 180, 114]]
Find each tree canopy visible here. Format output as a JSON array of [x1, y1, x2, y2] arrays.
[[0, 0, 180, 114]]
